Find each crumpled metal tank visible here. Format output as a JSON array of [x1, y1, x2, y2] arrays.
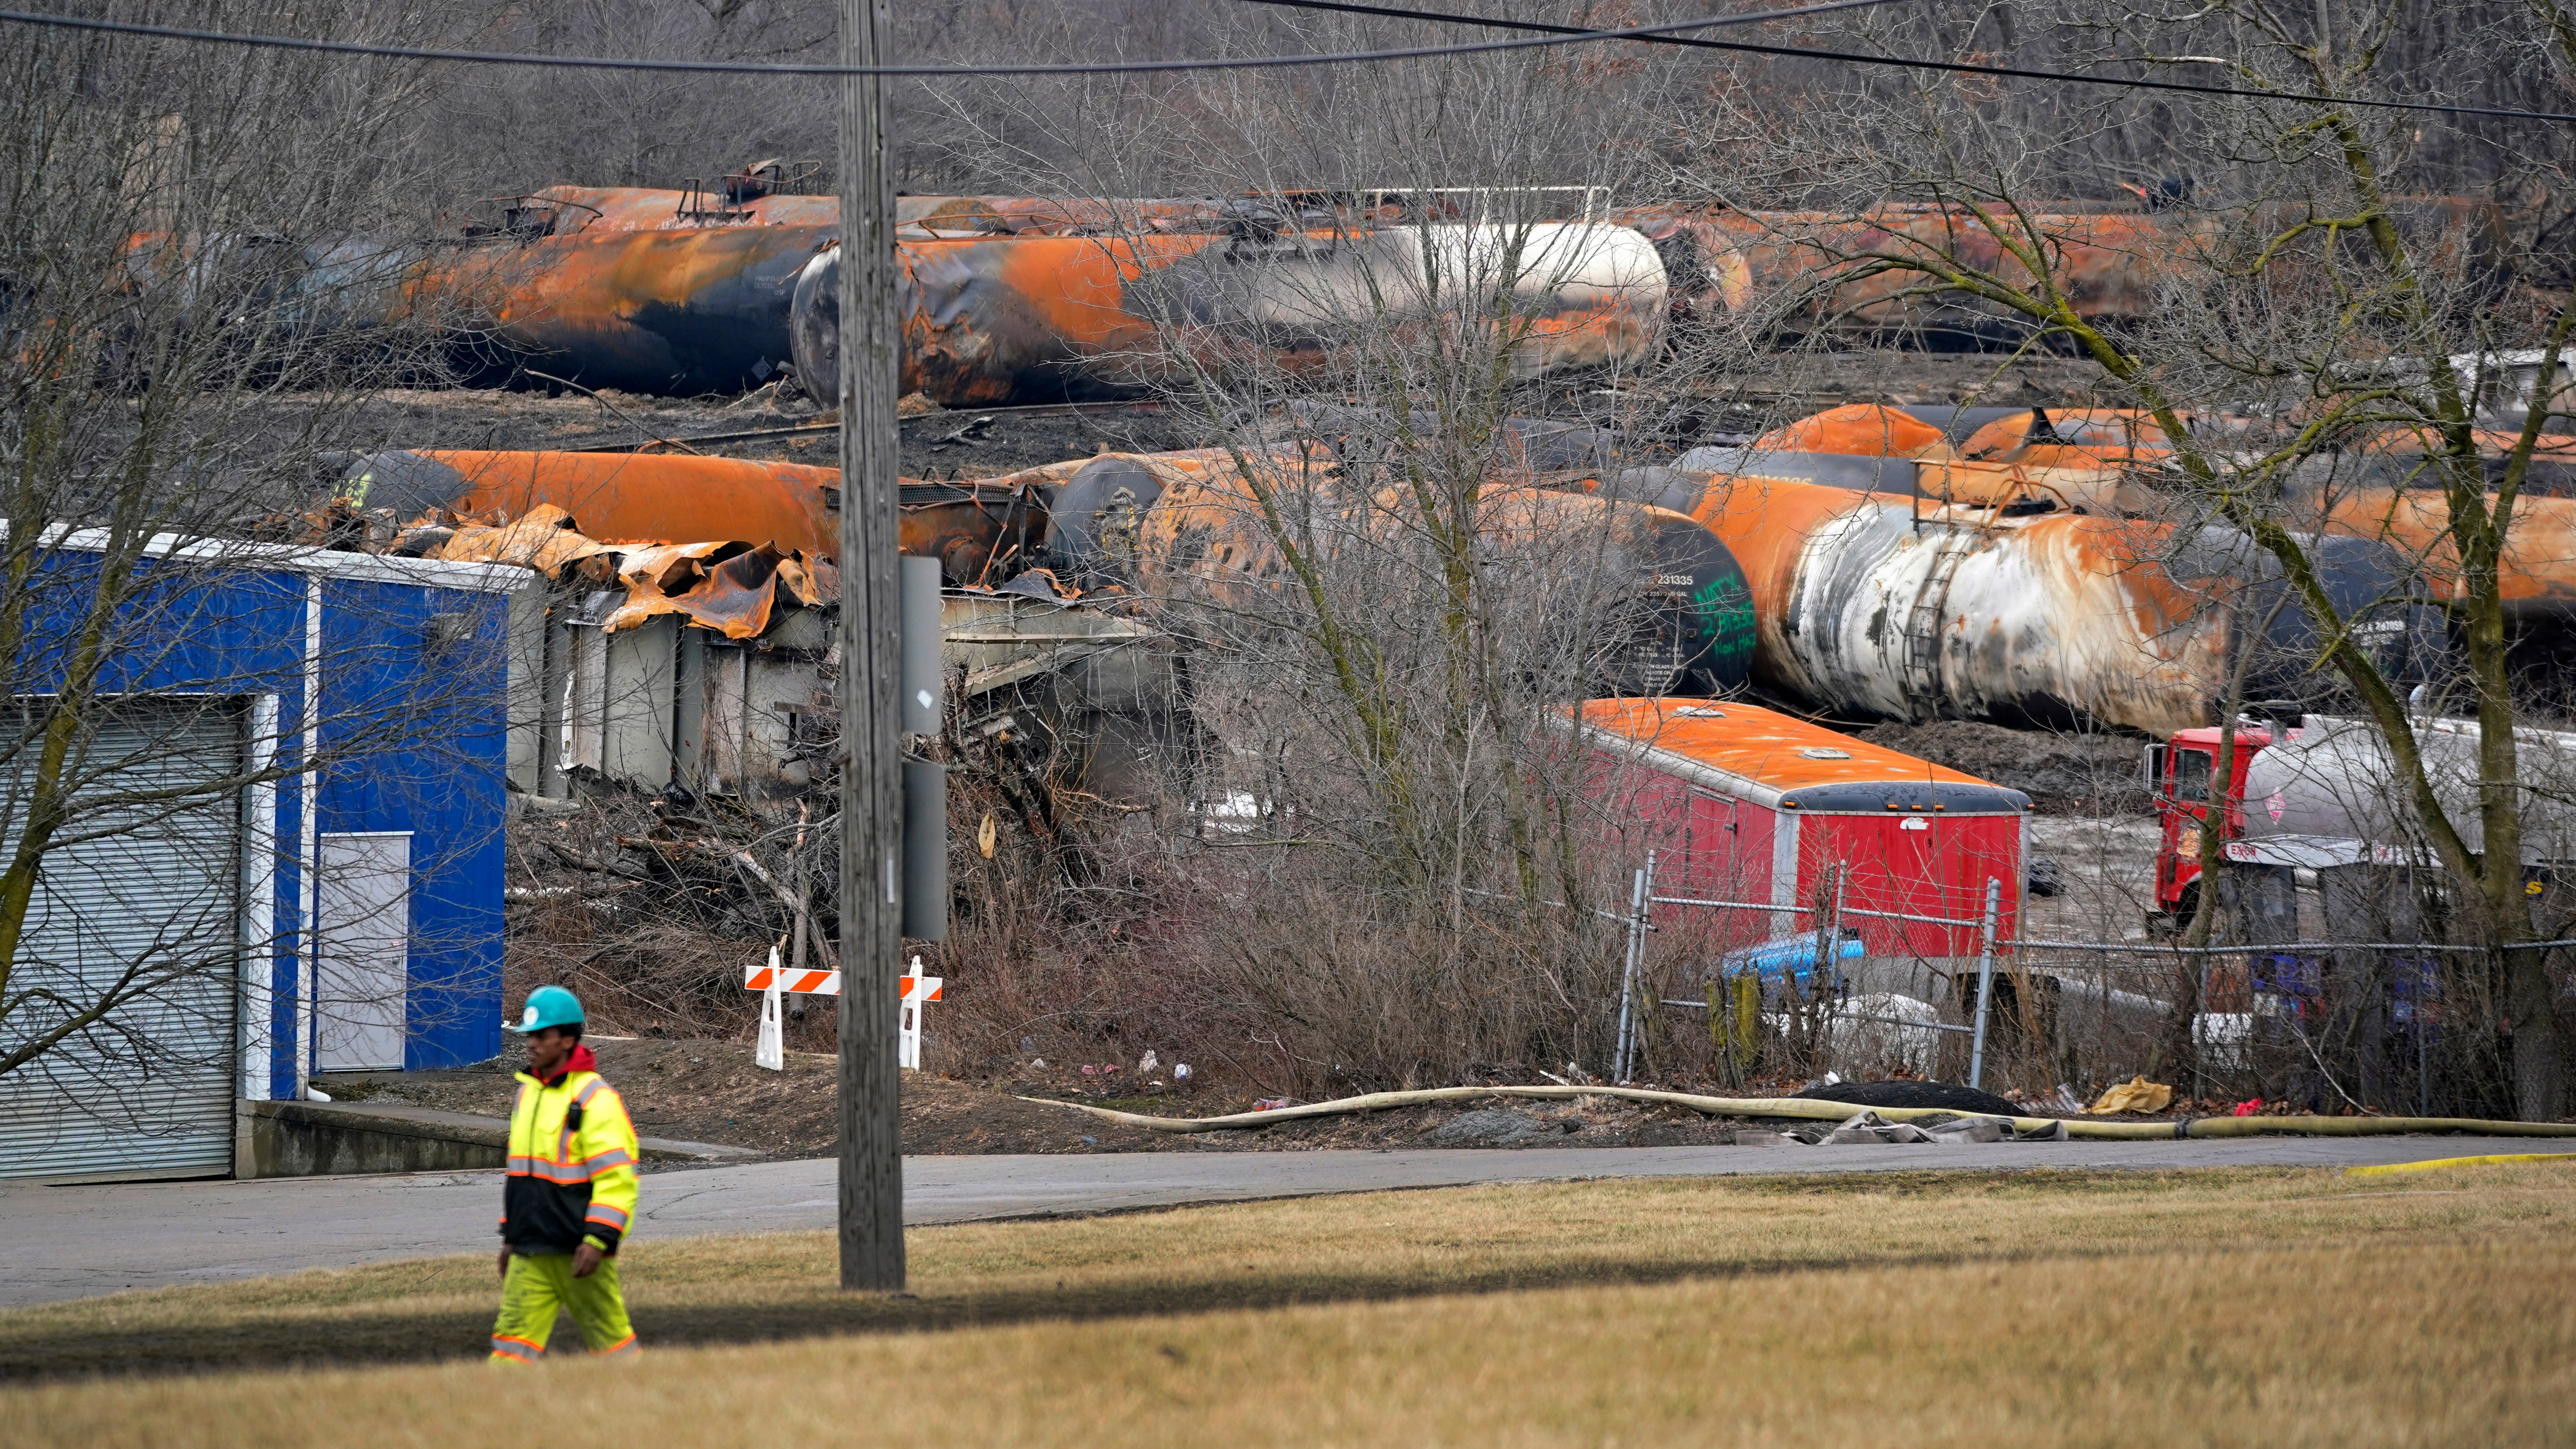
[[1751, 400, 2179, 470], [1767, 403, 2576, 617], [334, 449, 1044, 580], [1754, 403, 1952, 459], [431, 220, 1220, 400], [1675, 440, 2138, 516], [1953, 407, 2180, 466], [1729, 403, 2159, 512], [790, 231, 1222, 406], [427, 223, 837, 395], [789, 223, 1669, 405], [2303, 428, 2576, 615], [1138, 223, 1667, 375], [1017, 448, 1753, 698], [1591, 461, 2445, 735], [2301, 476, 2576, 618], [1602, 208, 1755, 325]]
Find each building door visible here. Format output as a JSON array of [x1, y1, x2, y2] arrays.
[[0, 701, 244, 1182], [314, 832, 411, 1073]]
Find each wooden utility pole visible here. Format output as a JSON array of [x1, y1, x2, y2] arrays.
[[835, 0, 905, 1292]]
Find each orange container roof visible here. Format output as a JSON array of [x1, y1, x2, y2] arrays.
[[1570, 697, 2028, 814]]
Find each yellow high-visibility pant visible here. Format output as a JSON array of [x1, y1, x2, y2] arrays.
[[488, 1252, 638, 1363]]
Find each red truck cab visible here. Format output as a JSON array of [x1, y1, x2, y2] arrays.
[[2148, 724, 2273, 925]]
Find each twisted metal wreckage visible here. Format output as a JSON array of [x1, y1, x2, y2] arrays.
[[311, 392, 2468, 816], [1282, 401, 2451, 737], [272, 172, 2522, 804], [1757, 400, 2576, 630], [1592, 443, 2449, 738], [320, 441, 1762, 808]]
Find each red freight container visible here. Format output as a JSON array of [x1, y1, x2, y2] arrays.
[[1571, 698, 2027, 977]]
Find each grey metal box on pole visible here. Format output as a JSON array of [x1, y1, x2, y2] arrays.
[[899, 556, 942, 736], [898, 554, 947, 942]]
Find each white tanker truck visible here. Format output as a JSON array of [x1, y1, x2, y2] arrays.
[[2150, 712, 2576, 933], [2234, 713, 2576, 869]]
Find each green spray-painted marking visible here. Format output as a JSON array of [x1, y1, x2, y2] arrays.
[[1689, 571, 1757, 676]]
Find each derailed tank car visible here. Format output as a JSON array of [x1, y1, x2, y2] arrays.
[[1023, 448, 1754, 699], [788, 222, 1668, 405], [333, 450, 1044, 581], [1591, 457, 2446, 736], [429, 224, 837, 395]]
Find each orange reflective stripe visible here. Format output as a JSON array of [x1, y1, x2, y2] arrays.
[[582, 1148, 636, 1170], [585, 1203, 631, 1230], [595, 1333, 639, 1356], [574, 1079, 607, 1105]]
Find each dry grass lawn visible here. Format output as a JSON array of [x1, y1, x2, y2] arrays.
[[8, 1162, 2574, 1446]]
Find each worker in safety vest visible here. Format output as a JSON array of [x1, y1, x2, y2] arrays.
[[488, 985, 642, 1363]]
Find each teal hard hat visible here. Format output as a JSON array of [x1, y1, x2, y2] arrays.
[[508, 985, 585, 1034]]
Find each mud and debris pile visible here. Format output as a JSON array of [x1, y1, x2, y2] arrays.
[[1856, 721, 2153, 816]]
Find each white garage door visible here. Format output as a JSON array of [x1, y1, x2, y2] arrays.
[[314, 831, 411, 1073], [0, 702, 245, 1182]]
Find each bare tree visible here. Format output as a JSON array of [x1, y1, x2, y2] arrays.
[[897, 12, 1745, 1089], [0, 2, 505, 1110]]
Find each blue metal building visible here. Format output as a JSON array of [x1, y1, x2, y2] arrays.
[[0, 532, 524, 1181]]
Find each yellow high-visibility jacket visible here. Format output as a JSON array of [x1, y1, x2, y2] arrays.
[[500, 1055, 640, 1254]]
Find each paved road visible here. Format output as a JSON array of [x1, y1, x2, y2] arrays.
[[7, 1136, 2571, 1308]]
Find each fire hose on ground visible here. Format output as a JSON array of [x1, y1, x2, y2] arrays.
[[1019, 1085, 2576, 1140]]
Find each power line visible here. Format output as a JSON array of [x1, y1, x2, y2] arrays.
[[0, 0, 1895, 77], [1247, 0, 2576, 126], [16, 0, 2555, 123]]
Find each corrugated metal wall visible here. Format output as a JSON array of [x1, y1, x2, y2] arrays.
[[0, 702, 244, 1182]]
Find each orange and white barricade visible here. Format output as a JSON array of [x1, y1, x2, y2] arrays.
[[744, 958, 843, 995], [754, 945, 787, 1071], [898, 956, 944, 1071], [742, 953, 939, 1071]]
